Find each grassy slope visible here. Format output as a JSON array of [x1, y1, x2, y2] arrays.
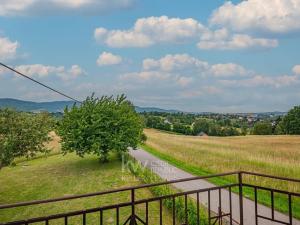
[[143, 128, 300, 218], [0, 140, 175, 224]]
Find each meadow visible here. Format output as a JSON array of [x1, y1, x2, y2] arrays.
[[143, 128, 300, 217], [0, 135, 175, 225]]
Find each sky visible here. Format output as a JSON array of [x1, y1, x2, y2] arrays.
[[0, 0, 300, 113]]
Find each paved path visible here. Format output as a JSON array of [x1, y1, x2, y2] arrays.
[[129, 149, 300, 225]]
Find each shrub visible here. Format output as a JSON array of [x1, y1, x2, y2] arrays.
[[127, 156, 208, 225], [253, 122, 273, 135]]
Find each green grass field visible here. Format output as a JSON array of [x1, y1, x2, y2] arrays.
[[143, 128, 300, 218], [0, 139, 175, 224]]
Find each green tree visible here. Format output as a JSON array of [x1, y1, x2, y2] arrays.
[[281, 106, 300, 134], [173, 123, 192, 135], [253, 122, 273, 135], [58, 95, 143, 162], [241, 125, 248, 136], [0, 109, 53, 169], [193, 119, 210, 135]]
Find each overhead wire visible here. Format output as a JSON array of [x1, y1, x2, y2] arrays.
[[0, 62, 82, 104]]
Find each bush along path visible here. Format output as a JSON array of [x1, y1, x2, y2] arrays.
[[126, 154, 209, 225], [129, 148, 300, 225]]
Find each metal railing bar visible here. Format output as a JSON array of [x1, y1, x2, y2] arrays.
[[210, 213, 231, 220], [254, 187, 258, 225], [0, 171, 239, 210], [135, 215, 146, 225], [229, 186, 233, 225], [197, 192, 200, 225], [271, 190, 274, 220], [145, 202, 148, 225], [116, 207, 119, 225], [160, 199, 163, 225], [240, 171, 300, 183], [257, 215, 290, 225], [2, 183, 238, 225], [243, 184, 300, 197], [82, 213, 86, 225], [185, 194, 188, 225], [219, 188, 222, 225], [208, 190, 211, 225], [172, 196, 176, 225], [100, 210, 103, 225], [288, 194, 292, 225]]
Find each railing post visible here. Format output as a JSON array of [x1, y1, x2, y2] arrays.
[[238, 172, 244, 225], [130, 189, 137, 225]]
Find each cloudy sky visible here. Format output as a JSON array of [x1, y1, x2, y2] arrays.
[[0, 0, 300, 113]]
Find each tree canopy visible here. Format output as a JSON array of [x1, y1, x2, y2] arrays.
[[281, 106, 300, 134], [58, 95, 144, 162], [252, 122, 273, 135], [0, 109, 53, 169]]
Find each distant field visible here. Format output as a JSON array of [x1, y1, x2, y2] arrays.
[[143, 128, 300, 217], [0, 137, 175, 224]]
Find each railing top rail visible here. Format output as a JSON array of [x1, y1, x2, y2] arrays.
[[243, 183, 300, 197], [240, 171, 300, 183], [1, 170, 299, 211], [1, 183, 239, 225], [0, 171, 240, 210]]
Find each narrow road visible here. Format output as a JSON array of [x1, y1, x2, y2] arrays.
[[129, 149, 300, 225]]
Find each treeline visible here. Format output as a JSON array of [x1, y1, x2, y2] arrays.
[[142, 105, 300, 136], [252, 106, 300, 135], [143, 113, 244, 136]]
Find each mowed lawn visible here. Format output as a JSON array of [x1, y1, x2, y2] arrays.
[[143, 128, 300, 217], [0, 137, 175, 224]]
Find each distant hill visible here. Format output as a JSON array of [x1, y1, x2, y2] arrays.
[[134, 106, 180, 113], [0, 98, 180, 113]]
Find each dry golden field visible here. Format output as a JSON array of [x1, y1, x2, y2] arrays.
[[144, 128, 300, 192]]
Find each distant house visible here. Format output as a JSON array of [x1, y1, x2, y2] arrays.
[[164, 119, 172, 125], [197, 131, 208, 137]]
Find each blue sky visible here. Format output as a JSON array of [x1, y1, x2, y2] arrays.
[[0, 0, 300, 112]]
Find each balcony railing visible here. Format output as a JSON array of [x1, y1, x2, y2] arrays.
[[0, 171, 299, 225]]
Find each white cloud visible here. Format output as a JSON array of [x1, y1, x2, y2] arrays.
[[292, 65, 300, 75], [142, 54, 250, 78], [14, 64, 85, 80], [0, 36, 20, 61], [94, 16, 205, 48], [120, 71, 171, 82], [180, 86, 222, 98], [97, 51, 122, 66], [120, 54, 253, 89], [120, 54, 300, 93], [198, 29, 278, 50], [0, 0, 134, 16], [210, 63, 249, 77], [65, 65, 87, 79], [15, 64, 64, 78], [142, 54, 208, 72], [210, 0, 300, 34], [176, 76, 193, 87], [94, 17, 279, 50], [220, 74, 299, 88]]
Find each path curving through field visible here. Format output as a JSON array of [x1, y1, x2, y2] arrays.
[[129, 148, 300, 225]]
